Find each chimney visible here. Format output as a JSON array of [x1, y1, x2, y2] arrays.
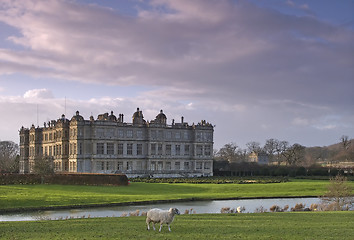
[[181, 116, 184, 123]]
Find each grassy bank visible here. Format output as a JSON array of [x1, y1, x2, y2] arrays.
[[2, 179, 352, 211], [0, 212, 353, 239]]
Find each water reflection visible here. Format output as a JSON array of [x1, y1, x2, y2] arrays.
[[0, 198, 320, 222]]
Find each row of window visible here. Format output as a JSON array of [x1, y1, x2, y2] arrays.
[[24, 128, 213, 143], [94, 160, 211, 172], [29, 143, 82, 157], [27, 128, 81, 143], [95, 143, 212, 156], [27, 142, 211, 157]]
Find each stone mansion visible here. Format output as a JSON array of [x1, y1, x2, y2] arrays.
[[19, 108, 214, 177]]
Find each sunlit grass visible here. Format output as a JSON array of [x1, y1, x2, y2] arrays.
[[0, 212, 353, 239], [1, 179, 350, 211]]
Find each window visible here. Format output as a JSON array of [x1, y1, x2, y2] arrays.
[[196, 132, 201, 141], [137, 144, 142, 155], [196, 162, 202, 170], [106, 161, 113, 171], [197, 145, 203, 156], [175, 161, 180, 170], [205, 145, 211, 156], [137, 130, 143, 138], [158, 144, 163, 155], [184, 162, 190, 170], [73, 143, 76, 154], [184, 132, 189, 139], [97, 143, 104, 154], [157, 161, 163, 171], [206, 132, 212, 141], [127, 143, 133, 155], [126, 130, 133, 138], [118, 130, 124, 138], [127, 161, 133, 170], [107, 143, 114, 155], [204, 162, 211, 170], [151, 143, 156, 155], [151, 130, 156, 139], [166, 162, 171, 170], [118, 143, 123, 155], [184, 145, 190, 156], [175, 132, 180, 139], [150, 161, 156, 171], [166, 131, 172, 139], [117, 161, 123, 171], [166, 144, 171, 155], [49, 146, 52, 156], [175, 145, 181, 155], [96, 161, 104, 171]]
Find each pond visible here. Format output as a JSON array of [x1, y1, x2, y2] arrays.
[[0, 197, 321, 222]]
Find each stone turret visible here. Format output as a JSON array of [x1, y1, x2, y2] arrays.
[[132, 108, 145, 126]]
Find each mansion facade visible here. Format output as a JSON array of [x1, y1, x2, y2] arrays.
[[19, 108, 214, 177]]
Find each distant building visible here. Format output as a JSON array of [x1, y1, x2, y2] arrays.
[[19, 108, 214, 178], [248, 152, 269, 165]]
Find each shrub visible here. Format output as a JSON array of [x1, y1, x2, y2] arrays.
[[270, 205, 281, 212], [220, 207, 231, 213], [320, 175, 353, 211], [291, 203, 305, 211]]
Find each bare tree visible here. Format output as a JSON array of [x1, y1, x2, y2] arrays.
[[321, 175, 353, 211], [340, 135, 351, 150], [263, 138, 278, 163], [216, 143, 241, 163], [33, 156, 54, 176], [246, 141, 261, 154], [274, 140, 289, 165], [282, 143, 305, 166], [0, 141, 19, 173]]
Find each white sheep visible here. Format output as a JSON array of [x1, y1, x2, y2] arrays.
[[146, 208, 180, 232], [237, 206, 245, 213]]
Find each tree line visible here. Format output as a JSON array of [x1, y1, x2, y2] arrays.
[[214, 139, 307, 166], [216, 136, 353, 165]]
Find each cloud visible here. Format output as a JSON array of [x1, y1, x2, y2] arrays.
[[23, 88, 54, 99], [0, 0, 351, 111], [292, 117, 310, 126], [0, 0, 353, 148]]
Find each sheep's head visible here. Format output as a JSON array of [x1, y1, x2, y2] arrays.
[[170, 208, 180, 215]]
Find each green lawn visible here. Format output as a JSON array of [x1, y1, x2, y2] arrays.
[[2, 179, 351, 211], [0, 212, 353, 239]]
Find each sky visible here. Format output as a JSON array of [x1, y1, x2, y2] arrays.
[[0, 0, 353, 150]]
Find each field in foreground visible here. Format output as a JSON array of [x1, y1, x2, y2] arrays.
[[0, 179, 345, 211], [0, 212, 353, 239]]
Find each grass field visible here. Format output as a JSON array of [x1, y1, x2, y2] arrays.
[[2, 179, 353, 211], [0, 212, 353, 239]]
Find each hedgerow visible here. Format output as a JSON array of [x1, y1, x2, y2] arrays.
[[129, 176, 288, 184]]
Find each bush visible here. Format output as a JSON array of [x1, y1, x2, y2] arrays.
[[270, 205, 282, 212], [291, 203, 306, 211], [130, 176, 288, 184]]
